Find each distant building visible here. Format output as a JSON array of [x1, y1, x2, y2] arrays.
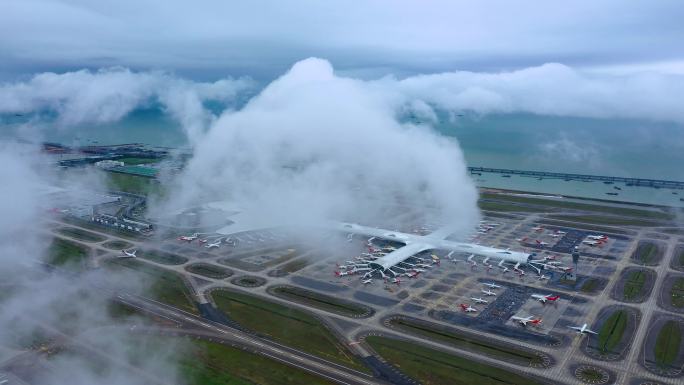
[[95, 160, 125, 169]]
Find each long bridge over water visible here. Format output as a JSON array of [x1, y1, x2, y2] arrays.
[[468, 167, 684, 189]]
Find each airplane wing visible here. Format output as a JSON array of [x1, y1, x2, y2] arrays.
[[584, 329, 598, 335], [568, 326, 582, 332]]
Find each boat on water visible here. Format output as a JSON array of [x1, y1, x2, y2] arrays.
[[606, 192, 619, 196], [603, 181, 614, 185], [614, 186, 622, 190], [501, 175, 511, 178]]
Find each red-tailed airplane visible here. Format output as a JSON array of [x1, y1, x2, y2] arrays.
[[531, 294, 560, 303], [459, 304, 477, 313], [178, 234, 198, 242], [511, 315, 542, 326], [536, 240, 549, 247]]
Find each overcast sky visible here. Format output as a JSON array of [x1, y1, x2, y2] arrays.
[[2, 0, 684, 80]]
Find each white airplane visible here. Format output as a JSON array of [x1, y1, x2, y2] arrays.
[[532, 226, 544, 232], [459, 303, 477, 313], [536, 240, 549, 246], [546, 261, 562, 266], [531, 294, 560, 303], [587, 235, 608, 240], [205, 240, 221, 249], [483, 282, 501, 289], [511, 315, 542, 326], [538, 274, 550, 280], [362, 279, 373, 284], [481, 289, 497, 296], [516, 237, 528, 243], [120, 249, 137, 258], [334, 270, 350, 277], [391, 277, 401, 284], [568, 323, 598, 335], [582, 240, 602, 246], [471, 297, 488, 304]]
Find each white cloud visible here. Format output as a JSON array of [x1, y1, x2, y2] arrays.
[[0, 68, 253, 143], [154, 58, 481, 235]]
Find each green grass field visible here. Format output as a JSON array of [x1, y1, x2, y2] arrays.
[[580, 278, 600, 293], [623, 270, 647, 300], [185, 263, 232, 279], [102, 240, 134, 250], [597, 310, 628, 354], [210, 289, 369, 373], [106, 172, 162, 196], [365, 336, 543, 385], [671, 278, 684, 308], [654, 320, 682, 368], [478, 201, 541, 213], [103, 258, 198, 314], [480, 193, 673, 220], [387, 318, 546, 367], [138, 249, 188, 265], [633, 243, 659, 264], [46, 238, 89, 271], [56, 227, 106, 242], [677, 248, 684, 268], [271, 286, 370, 317], [179, 339, 335, 385]]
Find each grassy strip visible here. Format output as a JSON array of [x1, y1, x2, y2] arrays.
[[478, 201, 541, 213], [388, 318, 545, 366], [46, 238, 89, 271], [103, 258, 198, 314], [138, 249, 188, 265], [654, 320, 682, 368], [271, 286, 370, 317], [186, 263, 232, 279], [671, 278, 684, 308], [106, 172, 162, 196], [211, 290, 370, 373], [580, 278, 600, 293], [180, 339, 335, 385], [634, 243, 658, 264], [548, 214, 660, 227], [366, 336, 543, 385], [597, 310, 627, 354], [102, 240, 133, 250], [623, 270, 646, 300], [56, 227, 106, 242], [480, 193, 673, 220]]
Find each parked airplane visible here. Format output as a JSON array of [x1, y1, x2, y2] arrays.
[[481, 289, 497, 296], [536, 240, 549, 246], [334, 271, 350, 277], [178, 233, 199, 242], [587, 235, 608, 240], [120, 249, 137, 258], [531, 294, 560, 303], [362, 279, 373, 284], [471, 297, 488, 304], [568, 323, 598, 335], [532, 226, 544, 232], [483, 282, 502, 289], [516, 237, 528, 243], [538, 274, 550, 281], [391, 277, 401, 284], [206, 240, 221, 249], [459, 304, 477, 313], [511, 315, 542, 326]]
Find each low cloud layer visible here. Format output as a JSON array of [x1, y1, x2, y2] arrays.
[[0, 68, 253, 143], [386, 63, 684, 124], [157, 58, 480, 234]]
